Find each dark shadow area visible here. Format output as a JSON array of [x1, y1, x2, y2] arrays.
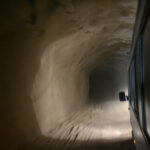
[[25, 136, 136, 150], [89, 68, 116, 103], [89, 66, 128, 104], [0, 36, 41, 149]]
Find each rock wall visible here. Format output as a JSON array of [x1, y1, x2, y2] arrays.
[[0, 0, 137, 149]]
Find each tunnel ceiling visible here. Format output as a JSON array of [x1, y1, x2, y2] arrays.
[[0, 0, 137, 149]]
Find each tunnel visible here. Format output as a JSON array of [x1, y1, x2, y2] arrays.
[[0, 0, 137, 150]]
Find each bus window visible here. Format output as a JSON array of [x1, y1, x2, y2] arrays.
[[129, 59, 138, 114], [142, 12, 150, 138], [135, 38, 145, 129]]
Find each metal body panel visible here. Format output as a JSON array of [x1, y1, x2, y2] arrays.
[[128, 0, 150, 149], [129, 0, 150, 67], [129, 105, 149, 150]]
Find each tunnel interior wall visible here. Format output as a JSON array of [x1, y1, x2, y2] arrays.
[[0, 0, 137, 149], [0, 0, 90, 149]]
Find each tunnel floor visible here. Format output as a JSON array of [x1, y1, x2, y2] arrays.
[[26, 104, 136, 150], [27, 138, 135, 150]]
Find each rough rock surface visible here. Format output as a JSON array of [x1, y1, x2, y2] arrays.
[[0, 0, 137, 149]]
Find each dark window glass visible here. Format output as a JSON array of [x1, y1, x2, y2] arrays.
[[135, 39, 145, 128], [142, 13, 150, 137], [129, 59, 137, 113]]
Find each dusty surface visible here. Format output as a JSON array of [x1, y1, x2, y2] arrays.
[[0, 0, 137, 149], [27, 138, 135, 150]]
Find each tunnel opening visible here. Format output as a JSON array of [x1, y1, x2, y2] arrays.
[[89, 66, 125, 103]]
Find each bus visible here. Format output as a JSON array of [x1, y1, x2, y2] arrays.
[[119, 0, 150, 150]]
